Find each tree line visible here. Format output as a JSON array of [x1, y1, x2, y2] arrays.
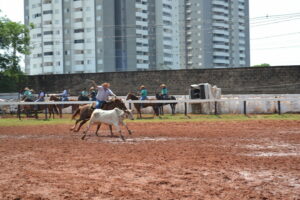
[[0, 11, 32, 92]]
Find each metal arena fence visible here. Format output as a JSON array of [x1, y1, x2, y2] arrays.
[[0, 97, 300, 116]]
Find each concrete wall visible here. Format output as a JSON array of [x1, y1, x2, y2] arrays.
[[24, 66, 300, 96]]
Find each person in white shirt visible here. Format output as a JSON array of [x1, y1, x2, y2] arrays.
[[91, 81, 117, 109]]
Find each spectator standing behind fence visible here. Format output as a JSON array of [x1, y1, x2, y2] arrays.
[[91, 81, 117, 109], [160, 84, 168, 99], [89, 87, 97, 101]]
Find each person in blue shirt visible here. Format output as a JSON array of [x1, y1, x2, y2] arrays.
[[60, 89, 69, 101], [91, 81, 117, 109], [35, 90, 45, 102]]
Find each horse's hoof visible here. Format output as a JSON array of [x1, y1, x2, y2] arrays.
[[128, 130, 132, 135], [81, 135, 86, 140], [120, 135, 126, 141]]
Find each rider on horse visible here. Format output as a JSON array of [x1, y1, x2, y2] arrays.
[[160, 84, 168, 99], [35, 90, 45, 102], [23, 87, 34, 102], [91, 81, 117, 109], [139, 85, 148, 100], [59, 89, 69, 101], [89, 87, 97, 101]]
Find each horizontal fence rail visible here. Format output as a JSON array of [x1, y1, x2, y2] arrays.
[[0, 98, 299, 106]]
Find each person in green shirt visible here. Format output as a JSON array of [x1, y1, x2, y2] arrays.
[[139, 85, 148, 100], [23, 87, 34, 102], [160, 84, 168, 99], [81, 88, 89, 97]]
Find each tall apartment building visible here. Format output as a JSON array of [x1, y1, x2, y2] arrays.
[[181, 0, 250, 69], [24, 0, 250, 75]]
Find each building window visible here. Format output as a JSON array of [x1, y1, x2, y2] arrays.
[[44, 41, 53, 45], [44, 31, 53, 35], [75, 60, 84, 65], [44, 52, 54, 56], [75, 50, 84, 54], [43, 10, 53, 15], [44, 20, 52, 25], [74, 28, 84, 33], [44, 62, 53, 66], [74, 18, 83, 23], [43, 0, 52, 4], [74, 7, 83, 12], [74, 39, 84, 43], [33, 13, 41, 18]]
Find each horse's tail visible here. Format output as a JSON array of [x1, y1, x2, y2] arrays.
[[71, 107, 80, 120]]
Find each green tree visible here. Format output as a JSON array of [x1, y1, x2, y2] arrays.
[[0, 13, 31, 92], [252, 63, 271, 67]]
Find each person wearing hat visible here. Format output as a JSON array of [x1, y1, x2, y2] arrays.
[[139, 85, 148, 100], [160, 84, 168, 99], [91, 81, 117, 109], [23, 87, 34, 101], [35, 90, 45, 102], [59, 89, 69, 101], [89, 86, 97, 101]]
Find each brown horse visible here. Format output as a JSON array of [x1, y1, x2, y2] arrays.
[[20, 97, 59, 119], [126, 93, 159, 119], [20, 103, 59, 119], [70, 98, 129, 135], [49, 95, 80, 118]]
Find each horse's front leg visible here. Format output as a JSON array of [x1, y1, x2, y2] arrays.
[[81, 121, 92, 140]]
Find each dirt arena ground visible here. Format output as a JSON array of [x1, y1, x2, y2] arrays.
[[0, 120, 299, 199]]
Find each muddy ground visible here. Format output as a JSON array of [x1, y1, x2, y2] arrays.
[[0, 120, 299, 199]]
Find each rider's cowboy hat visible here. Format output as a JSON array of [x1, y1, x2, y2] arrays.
[[102, 82, 110, 88], [24, 87, 30, 91], [160, 84, 166, 87], [140, 85, 145, 89], [90, 86, 95, 90]]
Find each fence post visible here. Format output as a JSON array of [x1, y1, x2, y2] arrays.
[[17, 105, 21, 120], [184, 102, 187, 116], [243, 101, 247, 115], [45, 107, 48, 120], [129, 102, 132, 110], [277, 101, 281, 115], [214, 101, 218, 115]]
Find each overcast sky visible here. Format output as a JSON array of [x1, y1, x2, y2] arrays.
[[0, 0, 300, 67]]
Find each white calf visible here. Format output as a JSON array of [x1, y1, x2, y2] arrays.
[[81, 108, 134, 141]]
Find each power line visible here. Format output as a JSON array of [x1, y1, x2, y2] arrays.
[[251, 32, 300, 40]]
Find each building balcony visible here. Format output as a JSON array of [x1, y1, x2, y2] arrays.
[[213, 36, 229, 43], [213, 59, 230, 64], [213, 44, 229, 49], [213, 29, 229, 35], [212, 0, 229, 7], [137, 63, 149, 69], [213, 51, 229, 57], [212, 7, 229, 14], [213, 22, 229, 28], [212, 15, 229, 21]]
